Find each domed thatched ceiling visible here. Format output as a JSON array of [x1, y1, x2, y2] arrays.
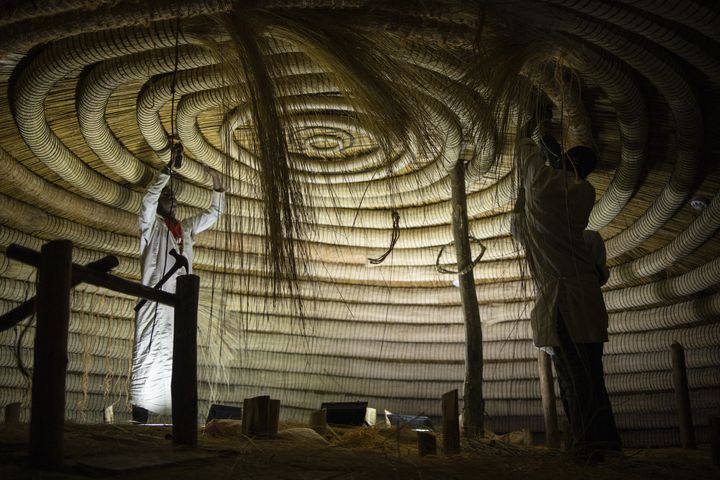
[[0, 1, 718, 446]]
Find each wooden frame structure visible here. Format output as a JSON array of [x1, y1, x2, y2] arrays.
[[1, 240, 200, 469]]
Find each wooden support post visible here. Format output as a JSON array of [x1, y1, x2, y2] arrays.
[[671, 342, 696, 449], [562, 419, 573, 452], [268, 399, 280, 436], [449, 162, 484, 437], [242, 395, 279, 436], [710, 416, 719, 467], [172, 274, 200, 447], [4, 402, 21, 423], [537, 350, 560, 448], [243, 395, 268, 435], [242, 398, 252, 433], [309, 409, 327, 434], [417, 431, 437, 456], [442, 389, 461, 455], [30, 240, 72, 469]]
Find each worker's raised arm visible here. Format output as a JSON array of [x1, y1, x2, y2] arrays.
[[139, 164, 172, 235], [186, 164, 225, 237]]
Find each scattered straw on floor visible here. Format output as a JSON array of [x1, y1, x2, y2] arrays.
[[333, 426, 389, 451]]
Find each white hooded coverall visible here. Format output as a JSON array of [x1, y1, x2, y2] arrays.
[[130, 171, 224, 414]]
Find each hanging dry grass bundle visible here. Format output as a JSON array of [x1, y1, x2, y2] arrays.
[[464, 7, 558, 163], [264, 10, 431, 158], [217, 8, 309, 299], [204, 6, 446, 298]]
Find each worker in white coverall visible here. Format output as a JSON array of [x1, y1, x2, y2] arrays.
[[511, 136, 620, 463], [131, 159, 224, 422]]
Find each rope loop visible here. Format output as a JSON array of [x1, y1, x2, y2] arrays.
[[435, 237, 486, 275], [368, 210, 401, 265]]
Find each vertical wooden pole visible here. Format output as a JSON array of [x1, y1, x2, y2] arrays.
[[172, 274, 199, 447], [417, 432, 437, 456], [242, 397, 253, 434], [30, 240, 72, 469], [710, 416, 720, 467], [449, 161, 484, 437], [268, 399, 280, 436], [537, 350, 560, 448], [562, 419, 573, 452], [242, 395, 278, 436], [4, 402, 21, 423], [309, 409, 327, 434], [671, 342, 696, 449], [442, 389, 461, 455]]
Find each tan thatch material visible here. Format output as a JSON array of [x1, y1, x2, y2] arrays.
[[0, 0, 719, 447]]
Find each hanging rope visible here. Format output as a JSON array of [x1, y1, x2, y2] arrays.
[[435, 237, 486, 275], [13, 270, 36, 379], [169, 15, 182, 173], [147, 15, 183, 351], [368, 210, 401, 265]]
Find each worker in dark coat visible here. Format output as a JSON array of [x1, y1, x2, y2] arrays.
[[511, 136, 621, 462]]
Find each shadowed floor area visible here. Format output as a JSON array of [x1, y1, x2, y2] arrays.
[[0, 423, 716, 480]]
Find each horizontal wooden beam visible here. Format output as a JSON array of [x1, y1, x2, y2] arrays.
[[5, 243, 174, 307], [76, 264, 175, 307], [0, 254, 118, 331]]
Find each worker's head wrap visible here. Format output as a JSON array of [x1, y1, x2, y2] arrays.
[[563, 146, 596, 180], [158, 186, 177, 217]]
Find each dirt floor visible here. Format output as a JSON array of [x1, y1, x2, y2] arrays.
[[0, 422, 717, 480]]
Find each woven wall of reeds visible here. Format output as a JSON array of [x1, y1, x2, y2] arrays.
[[0, 0, 718, 447]]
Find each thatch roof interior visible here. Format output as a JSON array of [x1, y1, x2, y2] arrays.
[[0, 0, 719, 446]]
